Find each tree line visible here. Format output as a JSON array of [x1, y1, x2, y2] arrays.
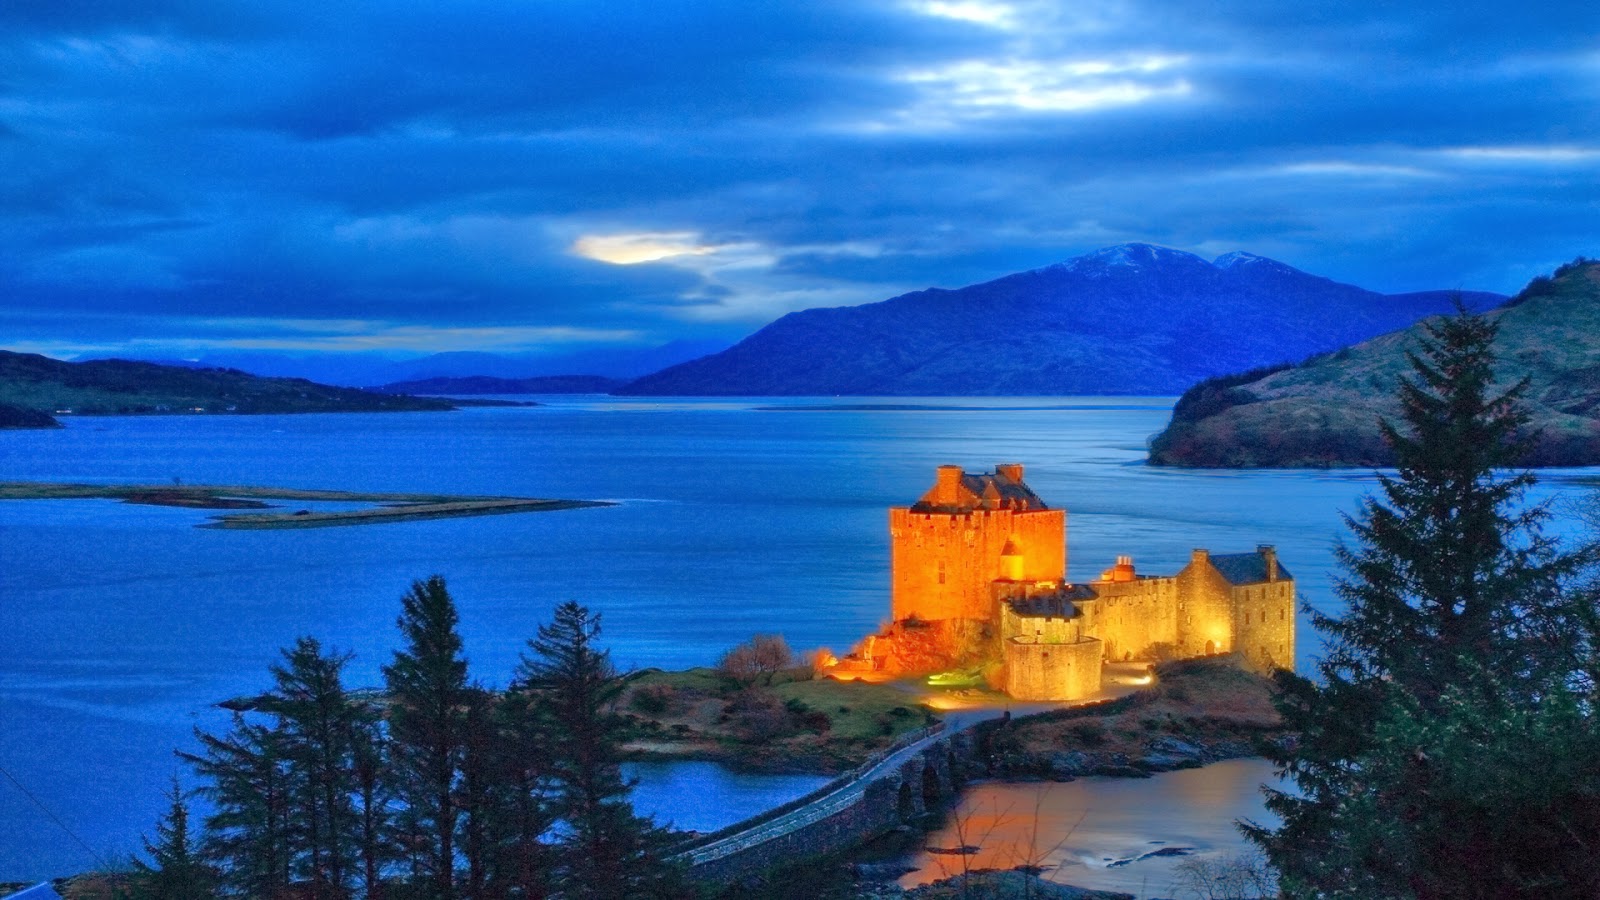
[[131, 582, 687, 900]]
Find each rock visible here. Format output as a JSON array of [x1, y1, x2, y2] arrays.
[[1048, 751, 1091, 777], [853, 861, 915, 881], [1149, 737, 1203, 758], [1091, 765, 1152, 778], [1133, 753, 1199, 772]]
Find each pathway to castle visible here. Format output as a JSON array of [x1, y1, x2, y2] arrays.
[[676, 663, 1154, 873]]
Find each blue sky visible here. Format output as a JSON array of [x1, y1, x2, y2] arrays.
[[2, 0, 1597, 360]]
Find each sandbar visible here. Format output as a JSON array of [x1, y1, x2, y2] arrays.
[[0, 481, 612, 529]]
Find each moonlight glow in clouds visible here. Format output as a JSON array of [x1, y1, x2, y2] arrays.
[[0, 0, 1595, 359]]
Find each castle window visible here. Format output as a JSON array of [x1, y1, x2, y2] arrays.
[[937, 561, 945, 585]]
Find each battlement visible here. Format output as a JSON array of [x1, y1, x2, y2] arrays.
[[891, 464, 1067, 622]]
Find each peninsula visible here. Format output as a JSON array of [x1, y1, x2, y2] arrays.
[[1148, 257, 1600, 468], [0, 350, 455, 417], [0, 482, 611, 529]]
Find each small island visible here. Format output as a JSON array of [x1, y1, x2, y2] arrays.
[[0, 482, 612, 529]]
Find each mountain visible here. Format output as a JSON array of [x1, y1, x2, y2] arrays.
[[1148, 258, 1600, 467], [616, 244, 1503, 396], [98, 339, 734, 387], [0, 351, 455, 416], [377, 375, 623, 394]]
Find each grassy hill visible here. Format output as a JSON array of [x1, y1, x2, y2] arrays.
[[1148, 258, 1600, 467], [0, 350, 455, 417]]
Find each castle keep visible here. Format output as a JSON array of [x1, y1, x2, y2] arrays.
[[844, 463, 1295, 701]]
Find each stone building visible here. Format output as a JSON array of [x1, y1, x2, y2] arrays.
[[844, 463, 1296, 702]]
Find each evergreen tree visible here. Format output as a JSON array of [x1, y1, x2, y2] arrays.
[[480, 685, 558, 899], [185, 715, 295, 898], [1248, 305, 1600, 898], [383, 576, 471, 900], [518, 602, 683, 900], [349, 696, 393, 900], [129, 776, 217, 900], [265, 637, 364, 898]]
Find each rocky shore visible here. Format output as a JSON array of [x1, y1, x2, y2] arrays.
[[976, 657, 1288, 782]]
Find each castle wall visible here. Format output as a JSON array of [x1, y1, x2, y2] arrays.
[[1175, 552, 1238, 657], [1003, 637, 1103, 701], [890, 507, 1065, 622], [998, 596, 1083, 645], [1232, 580, 1296, 673], [1072, 576, 1181, 662]]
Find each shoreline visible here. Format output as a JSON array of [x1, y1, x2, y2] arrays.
[[0, 482, 614, 529]]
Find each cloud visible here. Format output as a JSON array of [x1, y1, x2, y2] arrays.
[[0, 0, 1597, 360], [572, 232, 723, 266]]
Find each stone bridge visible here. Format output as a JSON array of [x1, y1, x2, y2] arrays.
[[673, 712, 996, 884]]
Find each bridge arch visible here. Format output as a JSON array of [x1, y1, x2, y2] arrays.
[[897, 781, 916, 822], [920, 761, 942, 808]]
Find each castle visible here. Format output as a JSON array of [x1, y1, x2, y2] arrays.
[[835, 463, 1295, 701]]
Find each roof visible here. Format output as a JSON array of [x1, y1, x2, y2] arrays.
[[5, 885, 64, 900], [910, 465, 1048, 513], [1008, 584, 1096, 618], [1208, 551, 1292, 585]]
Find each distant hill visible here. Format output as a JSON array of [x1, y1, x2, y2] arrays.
[[0, 351, 455, 416], [377, 375, 623, 395], [1148, 258, 1600, 467], [616, 244, 1503, 396], [101, 339, 735, 387], [0, 402, 60, 428]]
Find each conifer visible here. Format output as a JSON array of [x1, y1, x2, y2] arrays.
[[129, 776, 217, 900], [1249, 304, 1600, 898], [383, 576, 471, 900], [518, 601, 684, 899]]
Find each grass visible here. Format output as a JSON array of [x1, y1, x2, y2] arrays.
[[621, 666, 938, 773]]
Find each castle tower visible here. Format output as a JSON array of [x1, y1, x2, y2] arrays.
[[890, 463, 1066, 622]]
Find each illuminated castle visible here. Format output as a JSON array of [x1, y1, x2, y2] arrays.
[[842, 463, 1295, 701]]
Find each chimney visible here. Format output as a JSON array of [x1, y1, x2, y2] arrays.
[[1191, 548, 1210, 564], [1258, 544, 1278, 582], [995, 463, 1024, 483], [934, 465, 964, 505]]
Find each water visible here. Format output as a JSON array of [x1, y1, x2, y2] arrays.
[[0, 397, 1593, 879], [900, 759, 1280, 896]]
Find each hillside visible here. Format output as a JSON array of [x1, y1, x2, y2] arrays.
[[1148, 258, 1600, 467], [0, 351, 455, 416], [616, 244, 1501, 396], [0, 402, 60, 428], [378, 374, 622, 394]]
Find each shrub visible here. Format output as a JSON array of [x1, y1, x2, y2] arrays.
[[718, 634, 795, 686]]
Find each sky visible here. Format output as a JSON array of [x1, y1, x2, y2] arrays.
[[2, 0, 1597, 361]]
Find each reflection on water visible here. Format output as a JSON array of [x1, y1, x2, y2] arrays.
[[900, 759, 1279, 895]]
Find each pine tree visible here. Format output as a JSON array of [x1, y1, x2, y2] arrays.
[[481, 685, 558, 899], [1248, 305, 1600, 898], [266, 637, 364, 898], [383, 576, 471, 900], [185, 715, 295, 898], [517, 601, 683, 900], [129, 776, 217, 900], [349, 697, 393, 900]]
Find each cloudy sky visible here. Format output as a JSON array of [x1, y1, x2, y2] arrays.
[[2, 0, 1597, 360]]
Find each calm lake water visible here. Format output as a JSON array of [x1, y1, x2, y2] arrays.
[[901, 759, 1279, 896], [1, 397, 1593, 879]]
